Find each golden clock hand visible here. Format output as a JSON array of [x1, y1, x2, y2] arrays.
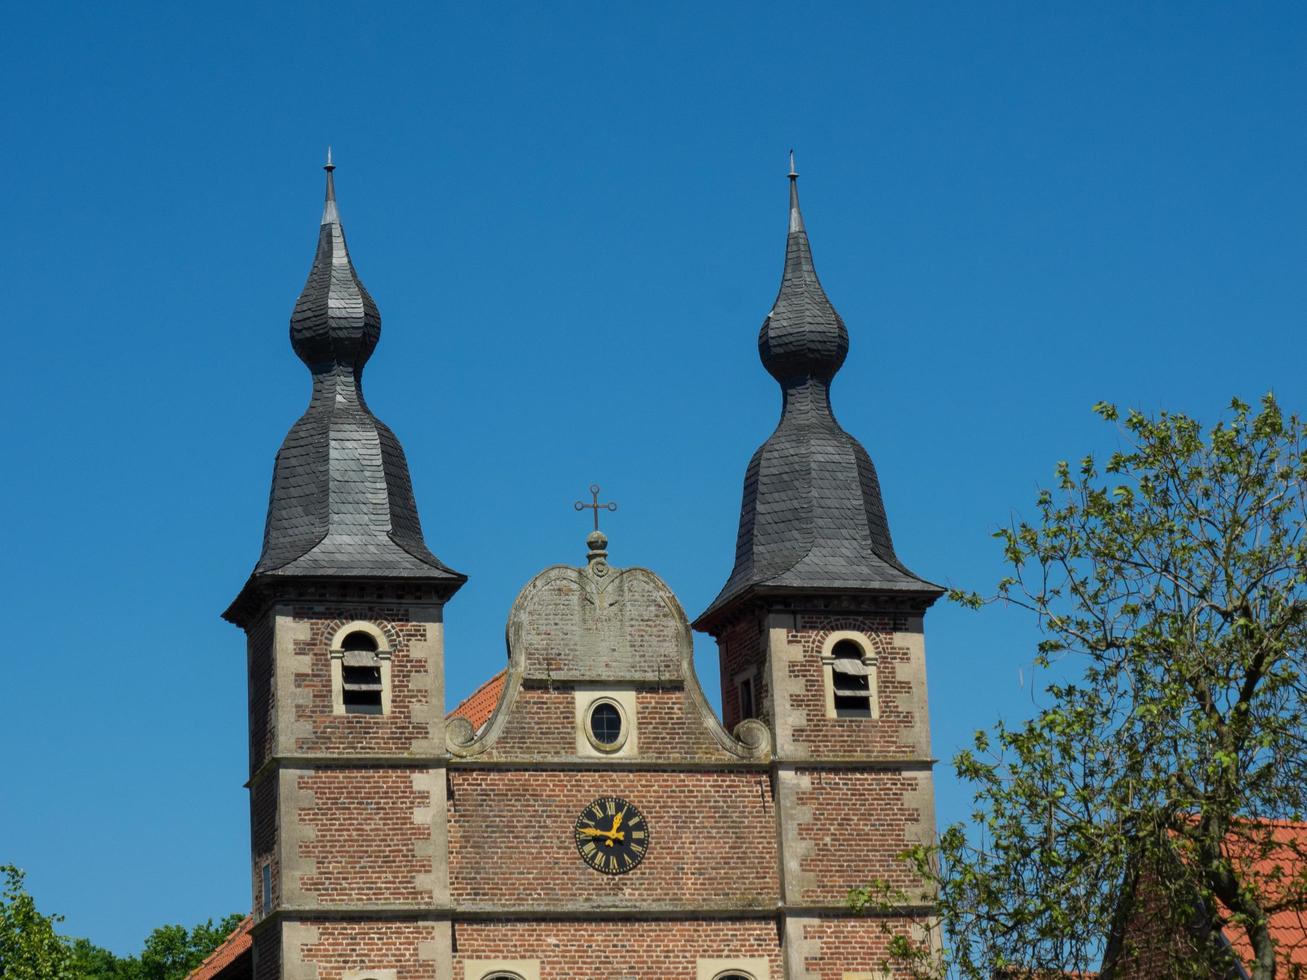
[[611, 808, 625, 834], [579, 826, 625, 841]]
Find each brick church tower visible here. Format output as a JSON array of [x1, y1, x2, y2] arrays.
[[217, 157, 941, 980], [223, 156, 466, 978], [691, 158, 944, 976]]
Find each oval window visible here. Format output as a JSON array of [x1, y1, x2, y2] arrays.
[[588, 701, 623, 747]]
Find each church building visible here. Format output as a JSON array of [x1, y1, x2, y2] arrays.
[[213, 154, 944, 980]]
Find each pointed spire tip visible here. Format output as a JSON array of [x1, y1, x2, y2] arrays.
[[788, 148, 798, 180], [321, 146, 338, 219]]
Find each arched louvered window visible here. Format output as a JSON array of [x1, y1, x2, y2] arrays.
[[340, 630, 382, 713], [822, 633, 878, 719], [329, 622, 392, 716]]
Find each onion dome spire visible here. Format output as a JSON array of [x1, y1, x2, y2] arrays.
[[225, 154, 464, 623], [694, 158, 939, 632], [757, 151, 850, 386]]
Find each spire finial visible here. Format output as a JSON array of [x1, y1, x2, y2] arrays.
[[787, 150, 804, 233], [325, 145, 335, 172], [321, 147, 338, 221]]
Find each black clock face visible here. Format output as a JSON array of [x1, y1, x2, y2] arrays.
[[574, 796, 649, 875]]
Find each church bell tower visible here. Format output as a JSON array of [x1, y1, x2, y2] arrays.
[[223, 155, 464, 979], [693, 158, 944, 977]]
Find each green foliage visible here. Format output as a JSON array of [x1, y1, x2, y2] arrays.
[[855, 396, 1307, 980], [0, 865, 73, 979], [0, 866, 242, 980], [68, 914, 246, 980]]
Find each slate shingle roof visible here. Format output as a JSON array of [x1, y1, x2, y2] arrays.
[[695, 166, 940, 631], [224, 159, 463, 624]]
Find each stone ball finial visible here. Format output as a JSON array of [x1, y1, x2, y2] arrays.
[[587, 530, 608, 558]]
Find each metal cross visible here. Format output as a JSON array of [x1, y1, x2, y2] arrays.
[[574, 484, 617, 531]]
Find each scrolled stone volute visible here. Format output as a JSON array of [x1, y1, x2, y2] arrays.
[[446, 715, 476, 750], [733, 717, 771, 758]]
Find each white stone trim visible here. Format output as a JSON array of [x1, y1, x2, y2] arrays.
[[282, 921, 320, 980], [574, 687, 638, 757], [820, 630, 879, 720], [697, 957, 771, 980], [328, 620, 392, 652], [462, 960, 539, 980], [343, 971, 397, 980]]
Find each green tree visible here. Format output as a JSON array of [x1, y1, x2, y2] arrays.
[[137, 915, 245, 980], [0, 862, 241, 980], [855, 396, 1307, 980], [0, 865, 73, 979], [68, 937, 135, 979], [68, 914, 246, 980]]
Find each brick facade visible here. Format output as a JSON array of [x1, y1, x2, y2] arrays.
[[214, 161, 946, 980], [228, 558, 937, 980], [448, 769, 778, 908], [454, 920, 784, 979]]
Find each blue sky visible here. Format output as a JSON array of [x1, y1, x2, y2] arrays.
[[2, 0, 1304, 955]]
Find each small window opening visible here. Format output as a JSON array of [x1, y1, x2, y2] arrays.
[[260, 862, 272, 914], [831, 639, 873, 718], [588, 701, 623, 746], [738, 677, 756, 720], [341, 630, 378, 652], [715, 974, 755, 980], [343, 664, 383, 714]]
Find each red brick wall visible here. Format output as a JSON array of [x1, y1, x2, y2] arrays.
[[251, 924, 280, 980], [799, 916, 925, 979], [477, 687, 738, 761], [449, 769, 778, 908], [454, 918, 782, 979], [469, 687, 572, 757], [791, 769, 929, 903], [247, 615, 275, 774], [296, 920, 442, 980], [289, 605, 437, 755], [785, 614, 923, 759], [717, 614, 767, 733], [249, 774, 278, 914], [295, 768, 433, 906], [636, 688, 741, 757]]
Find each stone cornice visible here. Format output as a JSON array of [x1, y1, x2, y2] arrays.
[[246, 753, 938, 787], [253, 903, 936, 924]]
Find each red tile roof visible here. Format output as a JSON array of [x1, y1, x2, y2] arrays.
[[447, 670, 506, 733], [1216, 819, 1307, 973], [186, 915, 252, 979]]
